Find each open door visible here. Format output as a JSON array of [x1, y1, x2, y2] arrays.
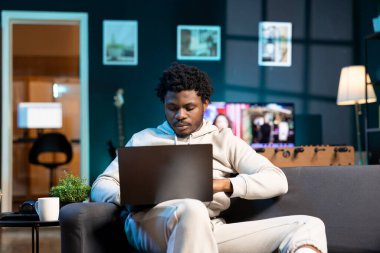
[[1, 11, 89, 212]]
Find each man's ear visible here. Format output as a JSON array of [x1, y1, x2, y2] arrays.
[[203, 100, 209, 112]]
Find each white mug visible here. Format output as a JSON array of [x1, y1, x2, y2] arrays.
[[35, 197, 60, 221]]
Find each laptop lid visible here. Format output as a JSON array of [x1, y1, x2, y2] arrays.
[[118, 144, 213, 206]]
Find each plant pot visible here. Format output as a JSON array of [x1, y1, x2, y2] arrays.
[[60, 202, 74, 208], [60, 199, 88, 209]]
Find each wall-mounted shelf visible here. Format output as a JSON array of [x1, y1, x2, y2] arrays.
[[366, 128, 380, 133], [364, 32, 380, 164]]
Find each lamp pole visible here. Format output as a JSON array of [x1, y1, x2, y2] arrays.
[[355, 102, 363, 165]]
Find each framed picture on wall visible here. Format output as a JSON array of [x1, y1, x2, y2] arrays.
[[103, 20, 138, 65], [258, 22, 292, 67], [177, 25, 221, 61]]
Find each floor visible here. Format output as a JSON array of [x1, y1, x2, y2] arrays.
[[0, 227, 60, 253]]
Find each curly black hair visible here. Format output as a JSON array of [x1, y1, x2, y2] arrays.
[[156, 63, 213, 103]]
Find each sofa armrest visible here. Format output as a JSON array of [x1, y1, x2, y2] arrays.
[[59, 202, 133, 253]]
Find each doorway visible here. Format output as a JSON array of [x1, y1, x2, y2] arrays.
[[1, 11, 89, 212]]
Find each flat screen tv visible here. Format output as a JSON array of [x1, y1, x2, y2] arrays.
[[204, 102, 295, 148]]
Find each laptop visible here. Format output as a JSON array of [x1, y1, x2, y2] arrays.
[[118, 144, 213, 207]]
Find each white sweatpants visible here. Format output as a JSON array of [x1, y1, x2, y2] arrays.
[[125, 199, 327, 253]]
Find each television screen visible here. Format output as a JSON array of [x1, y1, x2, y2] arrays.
[[17, 102, 63, 129], [204, 102, 295, 148]]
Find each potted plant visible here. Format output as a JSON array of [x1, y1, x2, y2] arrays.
[[49, 172, 91, 206]]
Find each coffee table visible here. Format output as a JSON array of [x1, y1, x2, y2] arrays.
[[0, 220, 60, 253]]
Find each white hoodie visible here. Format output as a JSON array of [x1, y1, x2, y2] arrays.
[[91, 120, 288, 217]]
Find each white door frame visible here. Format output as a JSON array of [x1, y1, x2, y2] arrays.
[[1, 11, 89, 212]]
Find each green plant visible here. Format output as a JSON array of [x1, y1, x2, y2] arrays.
[[49, 172, 91, 203]]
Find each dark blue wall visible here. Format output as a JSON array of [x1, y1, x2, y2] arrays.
[[0, 0, 378, 182]]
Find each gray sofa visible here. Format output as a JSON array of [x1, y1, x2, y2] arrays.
[[60, 165, 380, 253]]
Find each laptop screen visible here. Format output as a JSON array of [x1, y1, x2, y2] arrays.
[[118, 144, 213, 206]]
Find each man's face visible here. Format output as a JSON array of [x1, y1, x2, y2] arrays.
[[164, 90, 208, 138]]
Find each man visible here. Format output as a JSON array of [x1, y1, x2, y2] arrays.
[[91, 63, 327, 253]]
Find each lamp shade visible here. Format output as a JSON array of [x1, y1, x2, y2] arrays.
[[17, 102, 63, 129], [337, 65, 377, 105]]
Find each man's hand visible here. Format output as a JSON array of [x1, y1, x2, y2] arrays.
[[213, 179, 233, 193]]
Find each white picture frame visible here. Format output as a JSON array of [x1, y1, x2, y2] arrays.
[[103, 20, 138, 65], [177, 25, 221, 61], [258, 22, 292, 67]]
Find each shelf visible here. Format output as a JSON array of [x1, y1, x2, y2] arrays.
[[364, 33, 380, 164], [366, 32, 380, 40], [366, 128, 380, 133]]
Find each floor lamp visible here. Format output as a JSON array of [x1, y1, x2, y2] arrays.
[[337, 65, 377, 165]]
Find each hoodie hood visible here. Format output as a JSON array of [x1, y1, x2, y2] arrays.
[[157, 120, 219, 140]]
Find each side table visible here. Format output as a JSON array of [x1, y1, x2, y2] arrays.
[[0, 220, 60, 253]]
